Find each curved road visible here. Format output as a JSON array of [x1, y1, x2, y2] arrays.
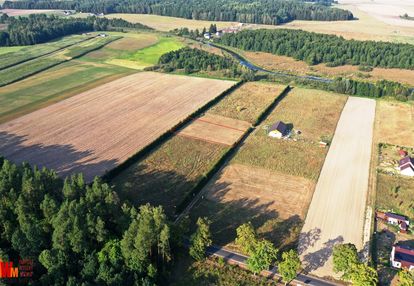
[[206, 41, 333, 84]]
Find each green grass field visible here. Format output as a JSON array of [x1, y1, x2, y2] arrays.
[[118, 36, 184, 68], [0, 34, 93, 70], [0, 36, 119, 87], [0, 61, 132, 123]]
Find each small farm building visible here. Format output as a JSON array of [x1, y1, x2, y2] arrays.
[[268, 121, 288, 139], [399, 157, 414, 177], [376, 211, 410, 233], [391, 245, 414, 271], [203, 33, 211, 39]]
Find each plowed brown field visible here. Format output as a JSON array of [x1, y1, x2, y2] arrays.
[[0, 72, 235, 182], [177, 114, 251, 146]]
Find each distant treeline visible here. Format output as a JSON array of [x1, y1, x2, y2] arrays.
[[217, 29, 414, 70], [266, 74, 413, 101], [151, 47, 254, 80], [2, 0, 353, 24], [0, 14, 151, 46]]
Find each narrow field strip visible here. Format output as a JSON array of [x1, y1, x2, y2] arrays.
[[299, 97, 376, 278]]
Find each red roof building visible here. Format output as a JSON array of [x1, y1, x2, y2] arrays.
[[391, 245, 414, 271]]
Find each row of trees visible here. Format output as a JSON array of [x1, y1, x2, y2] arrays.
[[2, 0, 354, 24], [154, 47, 255, 80], [217, 29, 414, 69], [0, 14, 151, 46], [0, 158, 173, 285]]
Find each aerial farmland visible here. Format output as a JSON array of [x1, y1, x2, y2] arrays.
[[0, 0, 413, 284]]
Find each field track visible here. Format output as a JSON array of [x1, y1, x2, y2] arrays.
[[0, 72, 235, 182], [177, 114, 251, 146], [299, 97, 376, 278]]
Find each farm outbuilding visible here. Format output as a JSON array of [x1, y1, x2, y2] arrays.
[[376, 211, 410, 233], [268, 121, 288, 138], [399, 156, 414, 176], [391, 245, 414, 271]]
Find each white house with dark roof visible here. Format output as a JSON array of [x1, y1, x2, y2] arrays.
[[399, 156, 414, 176], [391, 245, 414, 271], [268, 121, 288, 139]]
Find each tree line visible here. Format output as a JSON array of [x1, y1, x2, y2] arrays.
[[152, 47, 254, 80], [2, 0, 354, 25], [0, 14, 151, 46], [217, 29, 414, 69]]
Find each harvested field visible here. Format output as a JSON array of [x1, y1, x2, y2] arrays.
[[106, 13, 237, 32], [112, 135, 228, 217], [243, 51, 414, 85], [105, 34, 159, 51], [208, 82, 287, 124], [253, 2, 414, 43], [177, 114, 250, 146], [1, 9, 61, 16], [376, 101, 414, 147], [0, 72, 235, 182], [299, 97, 376, 278], [191, 163, 315, 250]]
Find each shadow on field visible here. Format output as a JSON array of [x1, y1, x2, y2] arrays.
[[191, 180, 304, 250], [0, 131, 118, 182], [112, 162, 197, 219], [302, 236, 344, 273]]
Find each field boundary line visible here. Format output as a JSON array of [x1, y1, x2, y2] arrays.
[[0, 36, 95, 71], [174, 85, 291, 223], [176, 132, 233, 146], [103, 81, 243, 182], [195, 118, 249, 132], [0, 36, 121, 88]]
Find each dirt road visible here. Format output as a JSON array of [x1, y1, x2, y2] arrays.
[[299, 97, 376, 278]]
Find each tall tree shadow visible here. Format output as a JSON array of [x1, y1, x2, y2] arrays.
[[0, 131, 118, 182], [302, 236, 344, 273]]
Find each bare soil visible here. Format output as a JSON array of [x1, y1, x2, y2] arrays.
[[299, 97, 376, 278], [0, 72, 235, 182], [177, 114, 251, 146]]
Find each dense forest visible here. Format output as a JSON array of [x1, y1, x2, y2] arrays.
[[217, 29, 414, 69], [0, 14, 151, 46], [0, 157, 183, 285], [154, 47, 253, 79], [2, 0, 354, 24]]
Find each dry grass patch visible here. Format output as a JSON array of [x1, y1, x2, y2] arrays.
[[0, 72, 235, 182], [243, 51, 414, 85], [107, 13, 237, 31], [105, 34, 159, 51], [112, 136, 228, 217], [191, 163, 314, 250], [376, 173, 414, 220], [208, 82, 287, 124], [177, 114, 250, 146], [376, 101, 414, 147], [262, 88, 347, 141]]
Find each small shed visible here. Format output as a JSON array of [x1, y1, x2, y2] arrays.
[[398, 149, 408, 158], [268, 121, 288, 139]]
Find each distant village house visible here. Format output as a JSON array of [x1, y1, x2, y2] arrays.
[[268, 121, 288, 139], [203, 32, 211, 40], [391, 245, 414, 271], [399, 156, 414, 177]]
